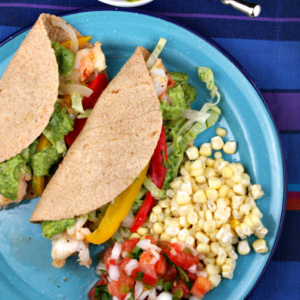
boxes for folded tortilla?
[30,46,162,221]
[0,14,83,163]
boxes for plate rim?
[0,7,287,299]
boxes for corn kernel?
[236,163,244,174]
[177,205,193,217]
[206,188,219,201]
[184,161,191,172]
[152,205,162,215]
[182,175,192,183]
[157,213,164,222]
[234,225,246,239]
[166,189,175,198]
[255,226,268,239]
[211,136,224,150]
[165,227,180,237]
[170,179,183,190]
[208,274,221,288]
[225,180,235,190]
[130,233,141,239]
[152,222,164,234]
[197,219,205,230]
[240,203,251,215]
[193,189,207,203]
[230,219,241,230]
[176,191,191,205]
[222,271,234,279]
[231,173,242,183]
[190,158,203,170]
[197,243,210,254]
[204,167,216,179]
[233,183,246,196]
[204,220,216,234]
[252,239,268,253]
[232,209,243,220]
[170,237,179,243]
[187,211,198,225]
[251,207,263,219]
[214,158,224,170]
[216,253,227,266]
[199,143,212,157]
[181,182,193,196]
[218,186,229,199]
[205,158,214,167]
[185,146,199,160]
[164,207,172,217]
[222,264,232,273]
[214,151,222,159]
[225,258,236,269]
[250,213,262,228]
[160,233,171,242]
[178,228,189,242]
[210,242,221,256]
[224,245,234,254]
[207,200,217,212]
[186,236,195,247]
[215,127,227,137]
[232,195,245,209]
[158,199,171,208]
[196,231,210,244]
[189,228,197,238]
[180,166,189,176]
[240,223,252,236]
[245,196,256,208]
[228,249,238,260]
[208,177,222,189]
[179,216,189,228]
[223,141,237,154]
[209,230,218,242]
[206,264,219,276]
[195,175,206,184]
[149,213,158,223]
[238,240,251,255]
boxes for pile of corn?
[131,127,269,288]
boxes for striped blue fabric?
[0,0,299,299]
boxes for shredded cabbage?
[71,94,92,119]
[143,177,166,200]
[146,38,167,70]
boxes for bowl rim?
[0,7,287,300]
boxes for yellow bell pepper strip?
[33,134,51,196]
[86,163,149,245]
[60,36,92,49]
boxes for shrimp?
[149,58,168,98]
[75,42,106,81]
[0,172,31,209]
[50,215,92,268]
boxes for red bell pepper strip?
[130,125,168,232]
[65,73,108,146]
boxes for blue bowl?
[0,9,286,300]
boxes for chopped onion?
[156,292,173,300]
[121,210,134,228]
[135,281,143,300]
[113,297,120,300]
[95,262,107,276]
[148,289,157,300]
[51,19,78,54]
[170,248,177,256]
[150,249,160,261]
[196,270,208,278]
[59,84,93,97]
[190,296,202,300]
[188,264,197,274]
[125,293,132,300]
[109,264,120,281]
[136,239,162,253]
[124,259,139,276]
[111,242,122,260]
[139,290,150,300]
[180,242,199,256]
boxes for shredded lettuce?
[30,147,61,177]
[0,155,30,200]
[41,218,76,239]
[132,187,147,214]
[71,94,92,119]
[43,103,74,153]
[146,38,167,70]
[197,66,220,102]
[143,177,166,200]
[168,71,189,83]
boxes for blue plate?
[0,9,286,300]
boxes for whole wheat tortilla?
[0,13,83,163]
[30,46,163,221]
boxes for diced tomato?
[190,276,211,298]
[161,264,177,281]
[121,238,139,253]
[108,273,134,300]
[166,249,199,271]
[131,266,143,279]
[155,255,167,276]
[171,280,190,299]
[139,249,157,267]
[103,247,113,269]
[142,264,158,286]
[187,271,198,281]
[88,279,106,300]
[170,243,183,252]
[167,74,176,89]
[119,257,132,270]
[145,235,157,245]
[157,240,171,251]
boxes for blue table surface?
[0,0,299,299]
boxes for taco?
[0,13,108,208]
[30,39,221,268]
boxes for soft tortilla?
[0,13,82,163]
[30,46,162,221]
